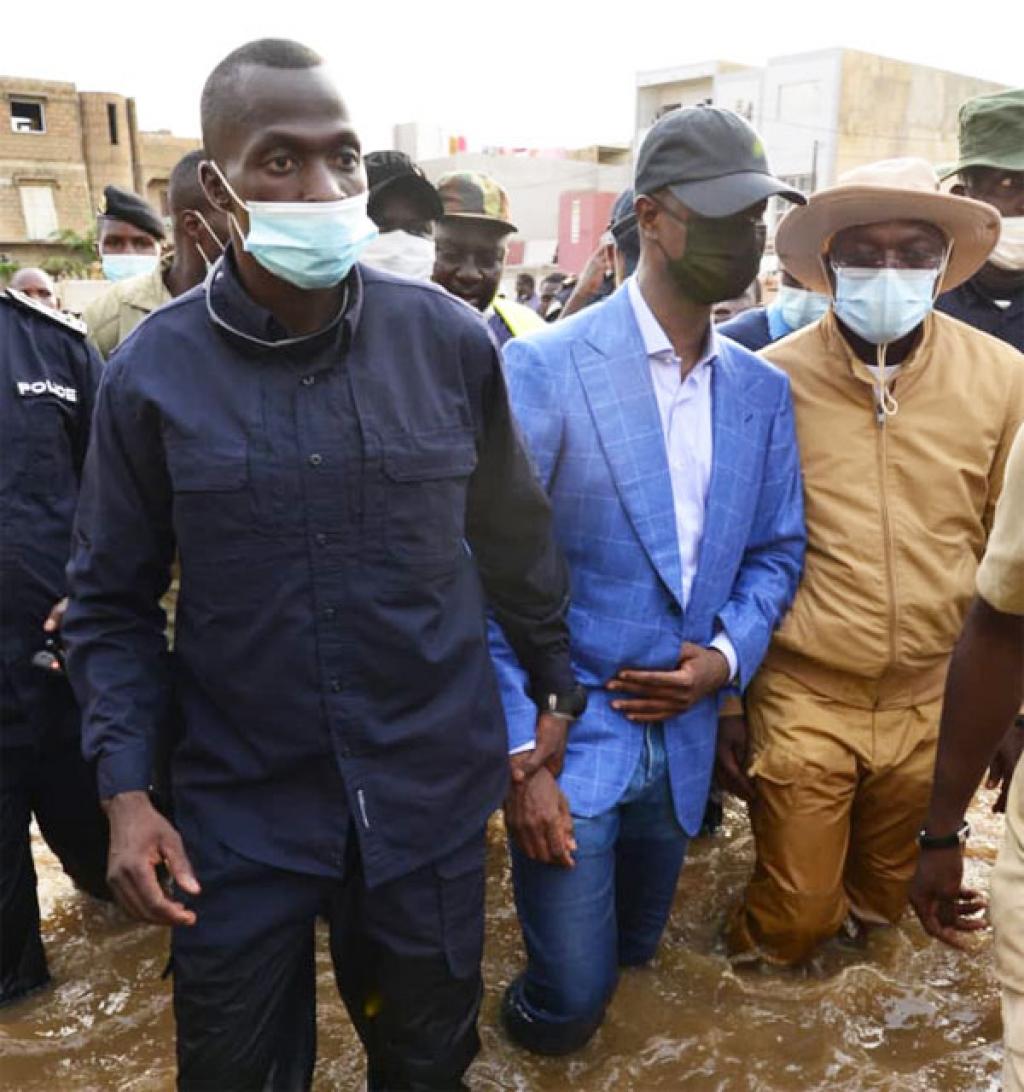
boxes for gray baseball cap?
[635,105,806,217]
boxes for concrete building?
[636,50,1007,233]
[1,75,200,269]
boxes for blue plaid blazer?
[490,284,806,833]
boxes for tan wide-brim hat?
[776,157,1000,294]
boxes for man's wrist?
[533,683,587,721]
[918,818,970,850]
[101,788,153,815]
[707,633,738,684]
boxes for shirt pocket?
[380,428,478,568]
[164,438,254,556]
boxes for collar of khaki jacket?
[817,307,937,399]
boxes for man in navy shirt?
[937,89,1024,353]
[64,38,576,1091]
[0,290,109,1006]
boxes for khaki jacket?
[760,309,1024,707]
[82,255,172,360]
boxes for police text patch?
[15,379,78,403]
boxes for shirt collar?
[208,245,363,350]
[626,275,718,367]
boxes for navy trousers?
[0,663,110,1005]
[503,725,689,1055]
[172,826,487,1091]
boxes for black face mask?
[657,204,766,305]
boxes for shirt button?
[330,678,343,693]
[323,607,336,621]
[315,532,328,547]
[308,453,323,467]
[301,374,315,386]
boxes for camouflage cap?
[939,88,1024,180]
[435,171,517,233]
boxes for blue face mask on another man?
[776,284,831,331]
[101,253,160,282]
[210,163,378,290]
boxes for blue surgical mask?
[211,163,377,290]
[831,266,940,345]
[776,285,830,331]
[101,253,160,282]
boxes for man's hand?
[43,597,68,635]
[505,766,576,868]
[510,712,570,782]
[607,642,731,722]
[715,714,756,802]
[986,720,1024,813]
[910,845,987,949]
[559,244,613,319]
[103,791,200,926]
[575,246,611,299]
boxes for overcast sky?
[3,0,1019,153]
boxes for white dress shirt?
[627,276,738,680]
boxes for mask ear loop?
[205,162,249,250]
[187,209,227,269]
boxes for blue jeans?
[503,724,689,1055]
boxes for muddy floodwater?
[0,792,1007,1091]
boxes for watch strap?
[917,820,970,851]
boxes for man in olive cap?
[431,171,544,344]
[937,88,1024,352]
[94,184,165,284]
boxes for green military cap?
[939,87,1024,180]
[435,171,517,233]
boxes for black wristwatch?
[917,820,970,851]
[536,684,588,721]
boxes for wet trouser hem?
[0,971,52,1008]
[500,976,607,1056]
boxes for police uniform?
[0,290,109,1006]
[64,253,573,1089]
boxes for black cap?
[364,150,443,221]
[609,188,639,271]
[635,106,806,217]
[98,185,166,240]
[609,188,637,240]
